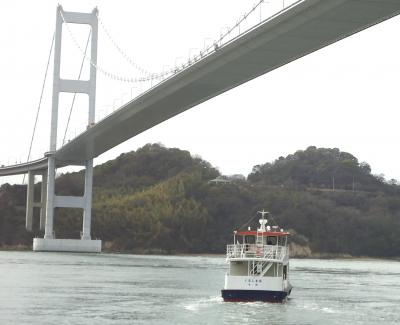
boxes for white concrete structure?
[25,170,47,232]
[33,6,101,253]
[33,238,101,253]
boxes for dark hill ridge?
[55,144,218,196]
[0,144,399,257]
[249,146,391,192]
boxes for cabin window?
[267,236,277,245]
[283,265,287,280]
[245,236,255,244]
[278,236,286,246]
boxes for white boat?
[221,210,292,302]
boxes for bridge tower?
[32,5,101,252]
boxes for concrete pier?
[33,238,101,253]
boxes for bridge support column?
[33,5,101,253]
[25,170,48,233]
[44,154,55,239]
[82,159,93,240]
[40,171,47,231]
[25,171,34,232]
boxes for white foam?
[182,296,223,312]
[298,302,337,314]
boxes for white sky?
[0,0,400,185]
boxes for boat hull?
[221,289,290,302]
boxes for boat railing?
[226,244,288,260]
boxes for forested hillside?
[1,144,399,257]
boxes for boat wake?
[182,296,223,312]
[297,302,337,314]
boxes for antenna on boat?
[257,210,269,232]
[257,210,269,219]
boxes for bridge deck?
[2,0,400,175]
[0,157,49,177]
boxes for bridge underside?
[53,0,400,164]
[0,158,48,177]
[1,0,400,176]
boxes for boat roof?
[236,231,289,237]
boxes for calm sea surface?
[0,251,399,325]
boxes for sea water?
[0,251,399,325]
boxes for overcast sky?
[0,0,400,185]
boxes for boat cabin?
[234,229,289,247]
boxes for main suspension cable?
[23,31,55,184]
[60,0,269,84]
[96,13,153,76]
[62,29,92,146]
[60,10,167,83]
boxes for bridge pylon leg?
[82,159,93,240]
[25,171,34,232]
[39,171,47,231]
[44,154,55,239]
[25,170,48,233]
[32,5,101,253]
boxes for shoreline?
[1,245,399,261]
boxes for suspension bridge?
[1,0,399,252]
